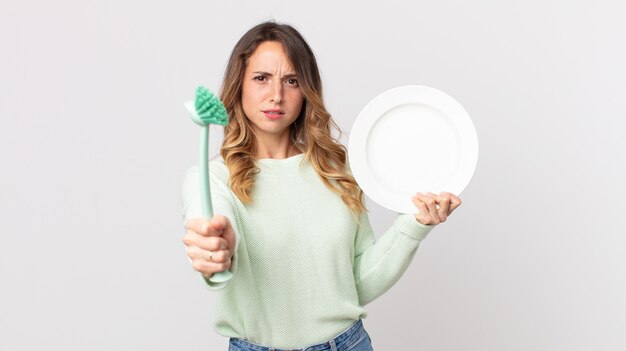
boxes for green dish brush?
[184,86,232,283]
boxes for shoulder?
[183,155,230,186]
[209,154,230,183]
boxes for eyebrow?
[252,71,297,79]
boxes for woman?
[181,21,461,351]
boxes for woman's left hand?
[412,192,462,225]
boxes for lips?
[262,109,284,119]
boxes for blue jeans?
[228,319,373,351]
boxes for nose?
[269,79,283,103]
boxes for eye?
[253,75,266,82]
[286,78,299,86]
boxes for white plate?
[348,85,478,214]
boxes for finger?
[429,192,450,222]
[215,215,232,230]
[187,246,231,263]
[209,216,236,252]
[182,231,226,250]
[191,259,232,275]
[182,232,199,248]
[411,195,430,216]
[412,194,434,225]
[417,193,440,224]
[194,236,229,251]
[440,192,462,213]
[209,250,231,263]
[185,217,211,236]
[183,217,229,237]
[426,193,442,210]
[205,215,229,237]
[221,221,237,252]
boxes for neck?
[255,134,301,160]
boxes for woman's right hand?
[182,215,236,279]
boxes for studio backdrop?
[1,1,624,350]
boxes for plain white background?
[1,1,625,350]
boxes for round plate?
[348,85,478,214]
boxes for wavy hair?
[219,21,366,217]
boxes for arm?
[353,211,435,306]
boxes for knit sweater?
[180,153,434,349]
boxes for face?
[241,41,304,144]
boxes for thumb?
[220,218,237,252]
[204,215,227,237]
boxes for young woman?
[181,21,461,351]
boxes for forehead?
[246,41,295,71]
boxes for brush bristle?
[194,86,228,126]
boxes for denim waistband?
[229,319,365,351]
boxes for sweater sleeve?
[181,166,240,291]
[353,211,435,306]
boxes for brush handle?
[199,126,233,283]
[199,126,214,217]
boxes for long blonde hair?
[219,21,366,217]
